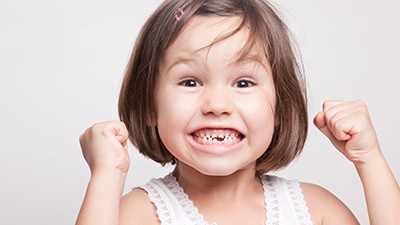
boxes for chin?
[198,170,235,177]
[192,162,249,177]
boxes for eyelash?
[234,79,256,88]
[178,78,256,88]
[178,78,201,87]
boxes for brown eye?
[234,79,255,88]
[179,78,201,87]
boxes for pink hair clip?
[174,7,184,21]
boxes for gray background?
[1,0,399,224]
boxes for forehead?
[163,16,266,65]
[173,16,242,50]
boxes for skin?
[313,100,400,224]
[155,16,276,178]
[76,16,400,225]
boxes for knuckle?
[79,133,85,143]
[329,116,338,127]
[353,100,365,106]
[322,101,331,111]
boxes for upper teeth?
[195,130,238,140]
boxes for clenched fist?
[314,100,381,166]
[80,121,130,175]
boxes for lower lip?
[187,134,245,155]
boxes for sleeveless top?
[140,173,313,225]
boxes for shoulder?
[300,182,359,225]
[119,188,160,225]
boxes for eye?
[178,78,201,87]
[234,79,255,88]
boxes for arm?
[314,100,400,225]
[301,183,359,224]
[355,150,400,224]
[76,121,130,225]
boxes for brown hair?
[118,0,308,174]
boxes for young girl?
[76,0,400,224]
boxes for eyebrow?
[165,52,269,74]
[165,56,197,74]
[230,53,271,74]
[232,53,267,66]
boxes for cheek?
[156,93,175,128]
[248,106,275,133]
[156,91,193,134]
[156,95,178,152]
[243,93,276,143]
[246,91,276,121]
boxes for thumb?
[112,122,129,149]
[313,111,330,137]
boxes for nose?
[200,86,233,116]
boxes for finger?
[324,101,369,140]
[88,121,128,151]
[323,100,366,117]
[102,121,127,138]
[314,111,335,140]
[115,122,129,149]
[322,100,346,113]
[323,101,365,140]
[327,116,353,141]
[314,111,346,152]
[112,121,127,137]
[325,110,353,141]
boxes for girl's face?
[155,16,276,176]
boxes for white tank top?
[141,173,313,225]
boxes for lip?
[187,127,245,155]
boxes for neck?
[172,162,261,199]
[171,162,267,224]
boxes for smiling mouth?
[191,129,244,145]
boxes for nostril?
[200,88,233,116]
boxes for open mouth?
[191,128,244,145]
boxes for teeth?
[193,129,241,144]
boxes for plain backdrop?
[1,0,399,224]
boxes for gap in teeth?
[193,130,240,142]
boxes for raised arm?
[76,121,130,225]
[314,100,400,225]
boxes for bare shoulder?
[300,182,359,225]
[119,188,160,225]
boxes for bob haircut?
[119,0,308,174]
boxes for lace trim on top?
[163,174,214,225]
[143,174,216,225]
[262,176,280,225]
[143,181,175,225]
[285,179,312,224]
[144,173,312,225]
[262,176,313,225]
